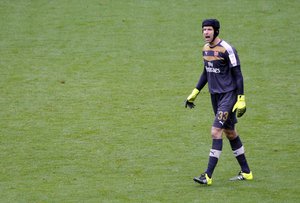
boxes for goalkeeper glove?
[232,95,246,117]
[185,88,200,109]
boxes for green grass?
[1,0,300,202]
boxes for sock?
[205,139,222,178]
[229,136,250,173]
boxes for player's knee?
[224,129,237,140]
[211,127,223,139]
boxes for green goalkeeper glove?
[232,95,246,117]
[185,88,200,109]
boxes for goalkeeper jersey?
[202,40,240,94]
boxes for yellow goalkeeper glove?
[185,88,200,109]
[232,95,246,117]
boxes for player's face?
[202,26,214,43]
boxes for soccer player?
[185,19,253,185]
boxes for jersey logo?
[205,61,220,73]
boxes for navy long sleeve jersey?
[196,40,244,95]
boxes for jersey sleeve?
[220,41,240,68]
[195,67,207,91]
[227,47,240,68]
[231,65,244,95]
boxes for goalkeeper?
[185,19,253,185]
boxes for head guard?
[202,19,220,41]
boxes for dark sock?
[229,136,250,173]
[205,139,223,178]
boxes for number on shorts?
[217,111,229,121]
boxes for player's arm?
[232,65,246,117]
[185,69,207,109]
[232,65,244,95]
[196,68,208,91]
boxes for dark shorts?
[211,91,237,130]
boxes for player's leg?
[193,94,223,185]
[206,127,223,178]
[193,127,222,185]
[225,129,251,173]
[205,92,234,179]
[222,90,253,180]
[224,129,253,180]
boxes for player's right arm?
[185,69,207,108]
[196,68,208,91]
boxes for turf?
[1,0,299,202]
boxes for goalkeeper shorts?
[210,90,237,130]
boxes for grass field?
[1,0,299,202]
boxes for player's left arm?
[232,65,246,117]
[232,65,244,95]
